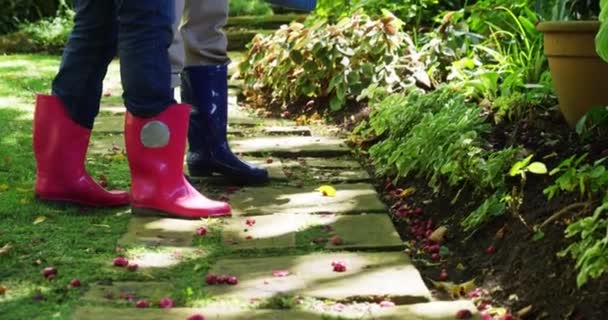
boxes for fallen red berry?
[272,270,290,277]
[113,257,129,267]
[196,227,208,237]
[187,314,206,320]
[205,274,219,285]
[135,299,150,308]
[42,267,57,280]
[226,276,239,285]
[486,246,497,255]
[281,111,291,118]
[455,309,473,319]
[246,218,256,227]
[379,300,395,308]
[415,208,423,215]
[332,261,347,272]
[69,278,81,288]
[503,314,515,320]
[331,236,343,246]
[266,157,274,164]
[427,244,440,254]
[439,270,448,281]
[431,253,441,261]
[159,297,174,309]
[217,275,229,284]
[127,264,139,271]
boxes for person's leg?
[169,0,186,88]
[52,0,118,129]
[115,0,231,219]
[181,0,269,184]
[34,0,129,207]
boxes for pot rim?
[537,20,599,33]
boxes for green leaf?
[528,162,548,175]
[329,96,343,111]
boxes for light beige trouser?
[170,0,230,87]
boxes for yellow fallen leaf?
[399,187,417,198]
[456,263,466,271]
[0,184,8,192]
[316,185,337,197]
[34,216,47,225]
[430,278,477,299]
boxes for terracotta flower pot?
[537,21,608,127]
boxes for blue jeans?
[52,0,176,129]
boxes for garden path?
[69,82,480,319]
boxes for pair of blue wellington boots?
[182,65,268,185]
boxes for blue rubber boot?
[266,0,317,11]
[182,65,269,185]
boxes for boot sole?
[36,195,129,208]
[131,207,232,220]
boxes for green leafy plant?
[544,154,608,200]
[559,196,608,287]
[461,193,506,232]
[507,155,548,217]
[239,12,426,112]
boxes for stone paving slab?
[297,157,362,169]
[220,214,402,251]
[207,252,431,304]
[231,136,349,158]
[73,301,480,319]
[221,214,298,250]
[228,183,386,216]
[309,214,403,251]
[295,167,371,184]
[263,126,312,136]
[82,281,175,305]
[117,217,203,248]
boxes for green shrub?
[19,9,73,51]
[367,88,519,194]
[0,0,68,35]
[239,12,426,112]
[229,0,273,16]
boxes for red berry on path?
[196,226,208,236]
[135,299,150,308]
[226,276,239,285]
[246,218,256,227]
[113,257,129,267]
[159,297,174,309]
[127,264,139,271]
[205,274,219,285]
[456,309,473,319]
[187,314,206,320]
[332,261,347,272]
